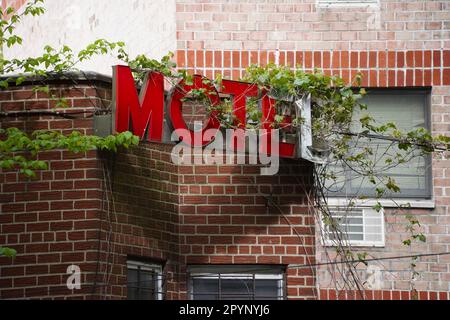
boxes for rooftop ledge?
[0,71,113,86]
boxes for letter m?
[113,65,165,142]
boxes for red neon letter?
[169,75,221,147]
[113,65,165,142]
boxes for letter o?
[169,75,221,147]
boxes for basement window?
[188,265,285,300]
[127,260,164,300]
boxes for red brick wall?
[100,143,183,300]
[176,49,450,85]
[103,146,316,299]
[0,76,448,300]
[0,80,112,299]
[175,158,316,299]
[175,1,450,299]
[0,79,185,299]
[0,77,317,300]
[319,289,450,300]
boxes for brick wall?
[108,146,316,299]
[1,0,26,12]
[174,0,450,299]
[0,77,317,299]
[9,0,450,52]
[0,79,113,299]
[176,0,450,51]
[177,158,316,299]
[2,0,177,75]
[176,48,450,84]
[1,0,450,300]
[314,85,450,297]
[318,289,450,300]
[94,143,183,300]
[182,100,209,130]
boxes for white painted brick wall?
[4,0,177,75]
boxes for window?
[326,89,432,199]
[127,260,164,300]
[316,0,380,8]
[188,265,285,300]
[323,207,385,247]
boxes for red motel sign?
[112,66,297,158]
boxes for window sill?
[326,198,435,209]
[316,1,380,9]
[322,241,385,248]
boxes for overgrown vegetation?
[0,0,140,257]
[1,0,449,299]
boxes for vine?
[163,63,448,297]
[0,0,140,258]
[1,0,450,299]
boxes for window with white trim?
[316,0,380,8]
[127,260,164,300]
[323,207,385,247]
[326,89,432,199]
[188,265,285,300]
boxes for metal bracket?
[295,94,329,164]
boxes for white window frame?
[127,260,163,300]
[322,207,385,247]
[316,0,380,8]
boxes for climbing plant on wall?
[0,0,142,257]
[1,0,450,299]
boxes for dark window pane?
[127,269,138,300]
[221,279,254,300]
[190,273,284,301]
[127,263,162,300]
[192,279,219,300]
[255,279,281,300]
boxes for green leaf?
[132,136,140,145]
[0,247,17,258]
[0,80,9,89]
[33,85,50,94]
[418,234,426,242]
[23,169,36,177]
[373,202,383,213]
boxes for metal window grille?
[188,266,285,300]
[127,261,164,300]
[323,207,385,247]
